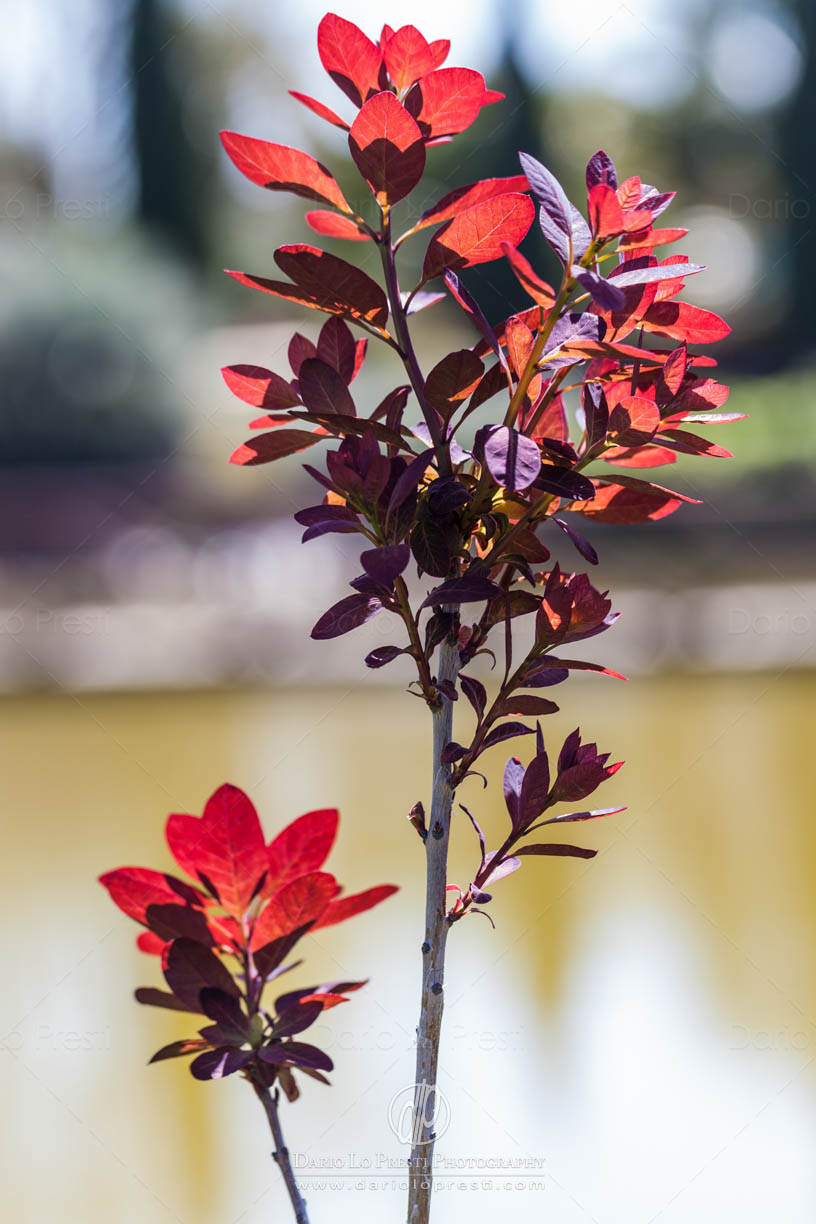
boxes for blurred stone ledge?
[0,582,813,693]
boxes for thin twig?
[251,1078,310,1224]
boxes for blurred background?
[2,0,816,1219]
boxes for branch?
[251,1078,310,1224]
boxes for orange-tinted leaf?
[505,316,535,379]
[311,883,399,930]
[349,92,425,205]
[221,365,300,410]
[267,809,339,895]
[405,67,486,138]
[251,872,338,949]
[425,349,484,418]
[657,429,733,459]
[230,429,323,466]
[422,193,534,280]
[383,25,436,93]
[501,241,555,306]
[409,175,530,237]
[617,176,642,209]
[604,444,677,468]
[607,395,660,447]
[275,244,390,328]
[318,13,383,108]
[164,784,269,919]
[305,211,370,241]
[571,481,684,524]
[288,90,350,131]
[641,301,731,343]
[220,131,350,212]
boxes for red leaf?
[164,784,269,919]
[275,244,389,328]
[657,429,733,459]
[505,316,535,379]
[318,13,383,108]
[641,301,731,343]
[588,183,623,240]
[221,365,300,410]
[220,131,350,212]
[501,242,555,306]
[619,226,688,251]
[305,210,370,241]
[288,90,350,131]
[137,930,166,955]
[384,26,437,93]
[571,481,685,524]
[604,444,677,468]
[99,867,205,925]
[428,39,451,69]
[349,92,426,206]
[267,809,339,895]
[230,429,322,466]
[251,872,338,950]
[422,193,534,280]
[411,175,530,235]
[405,67,486,138]
[312,883,399,930]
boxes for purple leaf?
[610,262,703,289]
[311,593,383,640]
[515,843,597,859]
[270,1001,324,1039]
[481,425,542,491]
[360,543,410,587]
[441,742,467,764]
[535,465,595,501]
[461,803,486,865]
[164,939,240,1011]
[460,674,487,720]
[519,152,572,265]
[253,924,314,980]
[404,289,446,315]
[583,383,609,450]
[259,1041,334,1072]
[535,806,625,826]
[365,645,405,669]
[481,852,522,885]
[586,150,617,191]
[135,987,199,1013]
[574,267,625,311]
[552,517,598,565]
[503,756,525,825]
[144,903,214,945]
[295,504,360,542]
[298,358,356,416]
[521,665,570,688]
[387,448,434,515]
[200,988,251,1036]
[481,721,535,752]
[443,270,508,369]
[190,1046,254,1081]
[519,751,551,827]
[420,575,503,609]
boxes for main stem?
[407,631,460,1224]
[252,1079,310,1224]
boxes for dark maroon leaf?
[586,149,617,191]
[365,645,405,669]
[410,518,457,578]
[149,1039,208,1064]
[443,270,508,369]
[311,593,383,639]
[460,674,487,720]
[253,924,314,981]
[200,988,251,1037]
[387,448,434,515]
[515,843,597,859]
[441,742,467,765]
[500,694,560,716]
[481,722,535,752]
[574,268,625,311]
[503,756,525,825]
[259,1041,334,1072]
[144,903,213,946]
[360,543,410,587]
[519,751,551,826]
[135,987,199,1014]
[270,1001,324,1039]
[535,465,595,501]
[164,939,240,1012]
[316,316,358,383]
[420,576,503,609]
[298,358,357,416]
[552,517,598,565]
[190,1046,255,1081]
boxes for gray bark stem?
[407,632,460,1224]
[252,1079,310,1224]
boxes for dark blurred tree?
[778,0,816,359]
[131,0,207,266]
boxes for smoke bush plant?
[105,11,739,1224]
